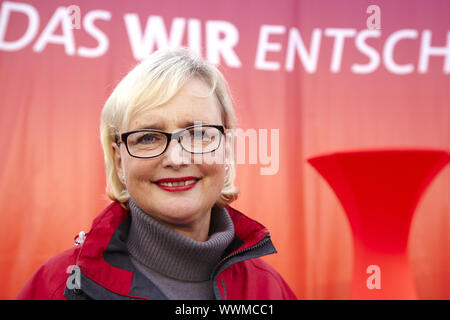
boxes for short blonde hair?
[100,48,239,207]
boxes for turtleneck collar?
[125,198,235,281]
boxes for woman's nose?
[162,139,191,168]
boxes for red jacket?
[16,202,297,300]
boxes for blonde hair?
[100,48,239,207]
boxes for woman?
[16,48,297,300]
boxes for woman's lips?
[153,177,200,192]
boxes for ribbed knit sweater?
[126,199,235,299]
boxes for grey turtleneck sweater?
[126,199,235,300]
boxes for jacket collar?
[67,201,274,299]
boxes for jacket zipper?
[211,234,272,299]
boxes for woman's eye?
[202,131,212,139]
[191,129,209,139]
[202,130,209,138]
[138,134,158,144]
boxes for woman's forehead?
[126,78,224,131]
[127,100,223,131]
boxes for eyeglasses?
[117,124,225,159]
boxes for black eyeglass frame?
[117,124,225,159]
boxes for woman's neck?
[125,198,235,281]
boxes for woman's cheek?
[126,160,157,186]
[201,146,227,166]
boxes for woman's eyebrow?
[136,123,164,130]
[133,120,214,131]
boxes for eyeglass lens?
[126,126,221,157]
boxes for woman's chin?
[154,203,204,225]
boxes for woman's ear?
[112,142,125,183]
